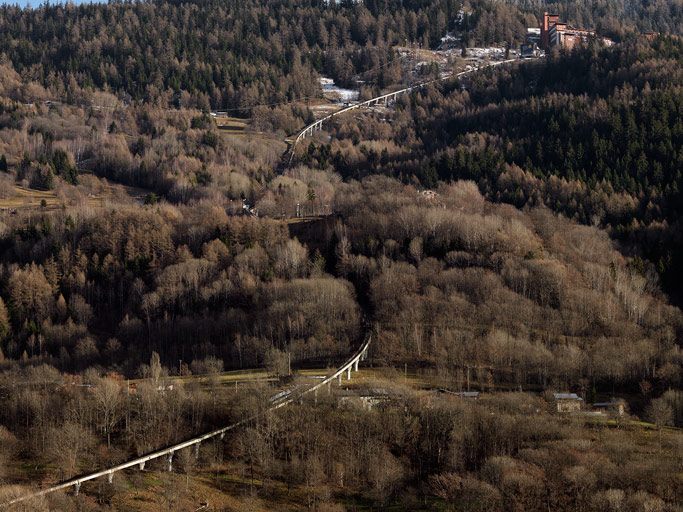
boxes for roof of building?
[554,393,583,401]
[592,400,625,407]
[454,391,480,398]
[439,389,480,398]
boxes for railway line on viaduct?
[286,57,525,166]
[3,56,536,509]
[1,338,371,508]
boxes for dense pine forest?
[1,0,683,110]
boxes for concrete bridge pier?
[338,374,342,386]
[346,367,351,380]
[107,472,113,484]
[167,452,174,472]
[138,461,146,471]
[327,381,331,395]
[74,482,81,496]
[194,443,200,460]
[354,359,359,372]
[220,432,225,440]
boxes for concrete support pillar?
[167,452,174,472]
[220,432,225,440]
[346,367,351,380]
[195,443,200,460]
[139,461,146,471]
[327,381,331,395]
[338,374,342,386]
[108,472,113,484]
[354,359,359,372]
[74,482,81,496]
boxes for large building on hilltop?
[539,12,613,50]
[540,12,561,49]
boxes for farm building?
[553,392,583,413]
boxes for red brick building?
[540,12,611,50]
[540,12,560,50]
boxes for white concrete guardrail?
[1,336,371,507]
[287,58,522,165]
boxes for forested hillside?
[300,36,683,300]
[1,177,682,510]
[2,0,683,111]
[0,0,455,110]
[1,1,682,510]
[1,176,680,390]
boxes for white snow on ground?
[440,33,460,44]
[464,47,507,59]
[320,77,360,102]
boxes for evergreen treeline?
[3,0,683,111]
[0,0,462,110]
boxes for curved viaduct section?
[287,58,521,165]
[4,57,534,509]
[1,337,371,508]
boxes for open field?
[213,115,248,132]
[0,186,62,211]
[0,182,148,213]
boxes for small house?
[338,388,391,411]
[592,400,626,417]
[553,392,583,413]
